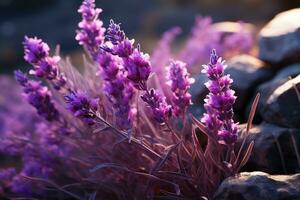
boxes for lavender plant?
[0,0,257,199]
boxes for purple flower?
[98,53,135,129]
[102,20,151,90]
[64,91,98,125]
[167,60,194,116]
[14,70,59,121]
[123,49,151,90]
[11,160,52,196]
[106,19,125,45]
[201,50,238,144]
[76,0,105,60]
[23,36,50,64]
[141,89,172,123]
[23,36,67,90]
[103,20,134,57]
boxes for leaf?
[191,115,212,139]
[92,126,109,133]
[237,141,254,171]
[157,171,192,181]
[246,93,260,134]
[89,163,128,173]
[151,142,181,174]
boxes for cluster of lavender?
[101,20,174,124]
[0,0,252,199]
[76,1,135,129]
[14,70,59,121]
[167,60,195,116]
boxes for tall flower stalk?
[23,36,67,91]
[201,49,238,145]
[76,0,105,60]
[14,70,59,121]
[77,0,135,129]
[167,60,194,117]
[102,20,171,124]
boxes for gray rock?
[225,55,273,111]
[214,171,300,200]
[258,8,300,66]
[189,73,207,106]
[251,63,300,120]
[262,74,300,128]
[240,123,300,174]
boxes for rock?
[213,22,255,34]
[262,74,300,128]
[214,171,300,200]
[189,73,208,106]
[250,63,300,121]
[225,55,273,111]
[258,8,300,66]
[240,123,300,174]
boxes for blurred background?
[0,0,299,74]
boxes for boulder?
[250,63,300,121]
[240,123,300,174]
[213,22,255,35]
[225,55,273,111]
[189,73,207,106]
[262,74,300,128]
[258,8,300,66]
[214,171,300,200]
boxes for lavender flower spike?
[103,20,134,58]
[76,0,105,60]
[14,70,59,121]
[123,48,152,90]
[167,60,194,116]
[201,49,238,144]
[64,91,98,125]
[23,36,66,90]
[23,36,50,65]
[141,88,172,124]
[98,53,135,130]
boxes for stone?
[250,63,300,121]
[213,21,255,35]
[258,8,300,66]
[189,73,208,106]
[225,55,273,111]
[214,171,300,200]
[239,123,300,174]
[262,74,300,128]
